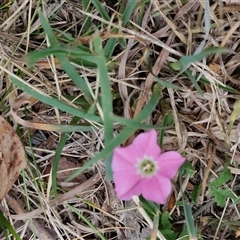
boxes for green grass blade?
[0,211,21,240]
[122,1,138,26]
[155,77,181,90]
[9,76,102,124]
[52,116,80,197]
[159,112,174,146]
[170,48,227,96]
[93,34,114,178]
[66,85,160,181]
[111,115,168,129]
[182,202,197,239]
[169,62,240,94]
[26,47,94,65]
[179,48,227,68]
[103,1,137,57]
[38,12,59,46]
[55,55,93,102]
[90,0,110,21]
[104,38,117,58]
[180,168,197,239]
[66,203,107,240]
[82,0,92,32]
[185,69,203,96]
[198,75,240,94]
[146,65,181,90]
[194,0,210,54]
[38,11,93,102]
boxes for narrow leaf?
[9,76,102,124]
[93,34,114,178]
[179,48,227,68]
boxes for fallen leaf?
[208,63,221,75]
[167,193,176,212]
[0,116,26,201]
[236,227,240,238]
[47,157,87,191]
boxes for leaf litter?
[0,116,26,201]
[0,0,240,239]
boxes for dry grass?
[0,0,240,239]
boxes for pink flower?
[112,130,185,204]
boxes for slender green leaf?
[155,77,181,90]
[180,171,197,239]
[104,38,117,58]
[179,48,227,68]
[191,184,202,204]
[194,0,210,54]
[182,202,197,238]
[90,0,110,21]
[26,47,94,66]
[52,116,80,197]
[168,62,181,71]
[0,211,21,240]
[185,69,203,96]
[38,11,93,102]
[66,203,106,240]
[169,62,240,94]
[159,112,174,146]
[82,0,92,32]
[122,1,138,26]
[9,76,102,124]
[93,34,114,178]
[198,74,240,93]
[101,0,137,57]
[100,0,137,57]
[38,11,59,46]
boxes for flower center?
[136,156,158,177]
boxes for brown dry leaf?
[0,116,26,201]
[49,157,87,191]
[236,227,240,238]
[209,63,222,74]
[167,193,176,212]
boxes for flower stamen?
[136,157,158,177]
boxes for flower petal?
[113,170,141,200]
[112,146,142,167]
[157,151,185,179]
[140,176,172,204]
[112,148,135,172]
[132,130,161,159]
[112,130,161,170]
